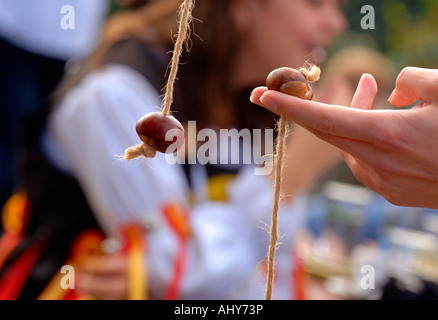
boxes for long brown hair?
[175,0,239,129]
[54,0,271,130]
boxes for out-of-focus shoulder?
[56,64,161,117]
[67,65,157,102]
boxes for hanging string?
[162,0,194,115]
[124,0,194,160]
[265,116,287,300]
[264,64,320,300]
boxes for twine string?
[265,116,287,300]
[124,0,194,160]
[265,65,319,299]
[162,0,194,115]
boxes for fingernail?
[249,92,256,104]
[360,73,371,82]
[260,93,278,113]
[388,89,396,102]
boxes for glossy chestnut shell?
[266,67,313,100]
[136,112,185,153]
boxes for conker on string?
[136,112,185,153]
[266,66,320,100]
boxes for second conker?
[266,67,319,100]
[136,112,185,153]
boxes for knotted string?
[124,0,194,160]
[265,65,320,300]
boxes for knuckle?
[371,156,396,178]
[425,76,438,99]
[374,126,399,150]
[314,115,336,135]
[310,128,332,144]
[396,67,415,87]
[368,157,390,176]
[396,67,438,101]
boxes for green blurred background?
[334,0,438,70]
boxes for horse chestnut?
[266,66,320,100]
[136,112,185,153]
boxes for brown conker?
[266,67,314,100]
[136,112,185,153]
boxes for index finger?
[251,88,375,142]
[389,67,438,107]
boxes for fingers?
[81,254,128,275]
[251,89,375,142]
[250,86,268,106]
[389,67,438,107]
[77,272,128,300]
[78,255,129,300]
[351,74,378,110]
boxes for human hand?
[77,254,129,300]
[251,67,438,208]
[279,77,355,199]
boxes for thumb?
[351,73,378,110]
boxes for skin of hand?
[279,76,354,201]
[77,254,129,300]
[251,67,438,209]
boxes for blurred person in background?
[0,0,348,300]
[0,0,109,212]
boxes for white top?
[44,65,307,299]
[0,0,108,60]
